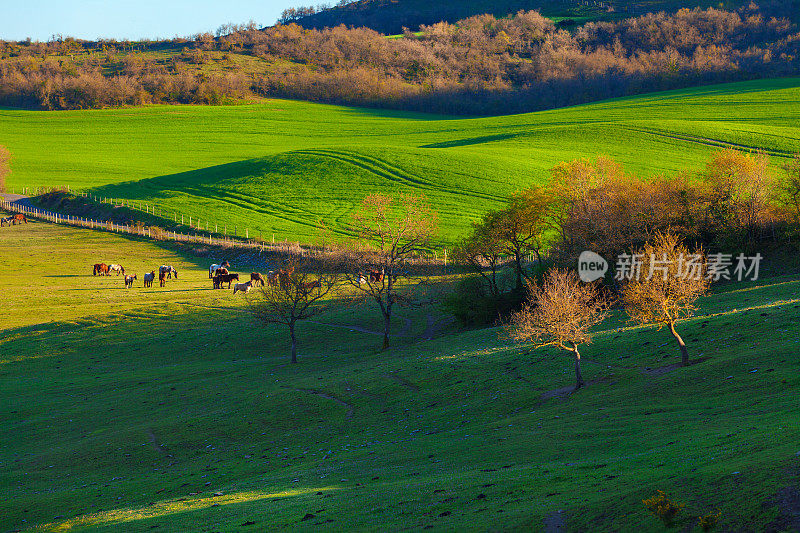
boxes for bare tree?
[248,259,343,363]
[0,145,10,193]
[453,213,505,298]
[509,268,608,390]
[340,193,437,350]
[620,233,710,367]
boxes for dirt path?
[540,376,611,400]
[419,313,455,341]
[384,373,420,391]
[543,510,567,533]
[292,387,354,418]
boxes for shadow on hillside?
[421,133,520,148]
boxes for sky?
[0,0,297,42]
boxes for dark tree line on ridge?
[0,5,798,113]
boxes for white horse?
[209,261,231,279]
[159,265,178,279]
[233,281,253,294]
[109,264,125,275]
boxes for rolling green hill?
[2,218,799,531]
[2,78,800,244]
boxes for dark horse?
[250,272,265,287]
[213,273,239,289]
[93,263,110,276]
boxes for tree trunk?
[382,312,391,350]
[668,321,689,366]
[289,321,298,364]
[571,342,585,390]
[514,251,524,292]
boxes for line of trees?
[451,149,800,326]
[1,6,798,113]
[245,148,799,368]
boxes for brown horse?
[158,270,167,287]
[250,272,265,287]
[368,268,385,283]
[12,214,27,224]
[124,274,137,288]
[93,263,110,276]
[301,279,322,292]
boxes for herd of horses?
[93,263,177,288]
[88,259,383,294]
[88,259,314,294]
[1,214,27,226]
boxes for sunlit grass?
[1,78,799,243]
[42,487,338,531]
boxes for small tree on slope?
[620,232,710,367]
[340,193,437,350]
[248,258,344,364]
[509,268,608,391]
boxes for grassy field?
[1,78,799,244]
[2,217,799,531]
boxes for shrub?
[643,490,684,527]
[698,509,722,531]
[443,275,525,327]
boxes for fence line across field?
[1,192,458,266]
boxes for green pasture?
[1,78,799,244]
[2,216,799,531]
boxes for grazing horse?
[250,272,265,287]
[233,281,253,294]
[0,216,13,227]
[213,273,239,289]
[214,267,229,277]
[12,214,27,224]
[109,264,125,275]
[159,265,178,279]
[368,268,385,283]
[301,279,322,292]
[209,261,231,279]
[124,274,137,288]
[143,271,155,288]
[158,270,167,287]
[93,263,110,276]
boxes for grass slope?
[2,78,800,244]
[2,220,800,531]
